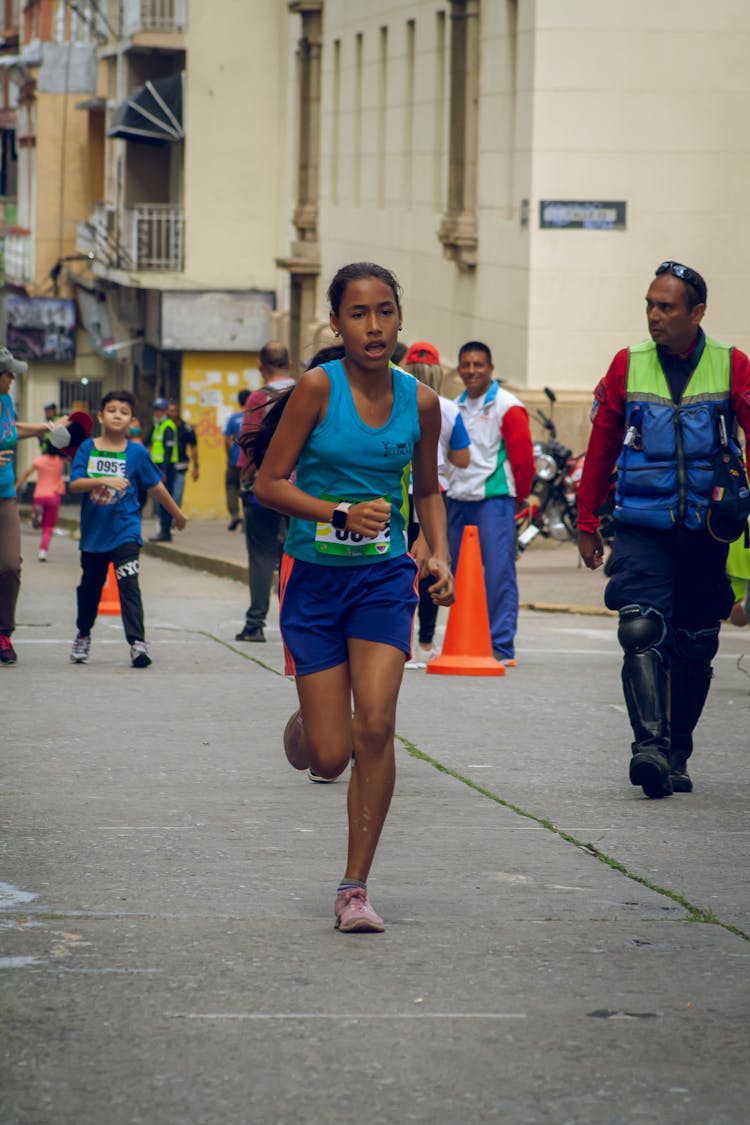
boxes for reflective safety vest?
[150,418,178,465]
[615,335,733,531]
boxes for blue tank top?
[284,359,420,566]
[0,393,17,499]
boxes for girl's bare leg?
[295,662,352,778]
[343,638,406,883]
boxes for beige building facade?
[285,0,750,444]
[4,2,294,514]
[6,1,750,491]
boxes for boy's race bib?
[87,448,127,506]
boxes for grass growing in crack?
[154,625,288,678]
[397,734,749,943]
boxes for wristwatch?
[331,502,352,529]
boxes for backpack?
[706,416,750,543]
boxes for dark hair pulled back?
[327,262,402,317]
[241,265,401,475]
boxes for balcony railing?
[77,202,126,267]
[125,204,184,272]
[79,202,183,273]
[3,228,34,284]
[124,0,186,35]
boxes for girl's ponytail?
[237,386,295,478]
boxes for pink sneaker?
[0,633,17,665]
[283,709,309,770]
[334,887,385,933]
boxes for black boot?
[622,650,673,799]
[669,653,714,794]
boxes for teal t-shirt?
[284,360,420,566]
[0,393,17,498]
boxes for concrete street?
[2,519,749,1124]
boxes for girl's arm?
[412,384,454,605]
[16,417,70,441]
[254,370,390,539]
[16,422,51,441]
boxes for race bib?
[87,448,127,506]
[315,495,392,558]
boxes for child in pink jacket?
[16,450,66,560]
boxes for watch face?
[332,508,347,529]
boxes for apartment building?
[3,0,292,517]
[284,0,750,447]
[72,0,292,517]
[1,0,106,464]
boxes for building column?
[438,0,480,271]
[277,1,323,369]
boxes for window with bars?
[59,379,103,416]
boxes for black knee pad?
[617,604,667,657]
[674,626,719,668]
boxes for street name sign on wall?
[540,201,626,230]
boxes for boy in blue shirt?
[69,390,187,667]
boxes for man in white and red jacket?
[446,341,534,664]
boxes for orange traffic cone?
[427,526,505,677]
[98,563,121,616]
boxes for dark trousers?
[605,523,733,769]
[156,463,175,535]
[0,497,21,634]
[76,540,146,644]
[407,495,441,646]
[243,498,289,632]
[605,524,734,659]
[226,465,241,520]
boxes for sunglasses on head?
[655,261,706,302]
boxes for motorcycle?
[515,388,578,553]
[515,387,616,569]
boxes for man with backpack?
[234,342,295,642]
[577,261,750,798]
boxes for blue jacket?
[615,335,734,530]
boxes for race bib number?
[315,495,392,558]
[88,453,126,477]
[87,449,127,506]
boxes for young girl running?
[254,262,454,933]
[16,448,66,561]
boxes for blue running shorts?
[279,552,419,676]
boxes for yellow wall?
[179,351,262,518]
[35,92,91,288]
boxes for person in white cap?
[0,347,70,664]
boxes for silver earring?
[333,330,340,337]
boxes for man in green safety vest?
[147,396,179,542]
[577,261,750,799]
